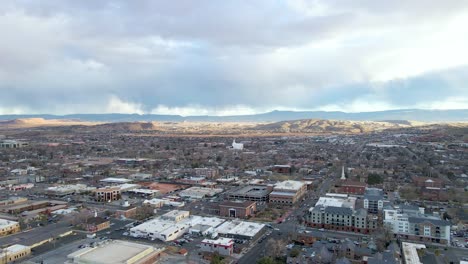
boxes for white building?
[215,220,265,240]
[201,238,234,256]
[100,177,132,184]
[384,204,451,244]
[130,210,225,242]
[231,140,244,150]
[67,240,164,264]
[179,187,223,200]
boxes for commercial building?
[0,244,31,264]
[272,165,291,174]
[0,219,20,237]
[384,204,451,244]
[219,201,256,219]
[179,187,223,200]
[93,187,121,202]
[67,240,164,264]
[0,140,28,149]
[215,220,265,240]
[130,210,224,242]
[269,180,307,204]
[227,185,272,202]
[100,177,133,184]
[82,217,110,233]
[47,184,96,197]
[363,188,384,214]
[201,238,234,256]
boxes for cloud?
[0,1,467,115]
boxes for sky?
[1,0,468,116]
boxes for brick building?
[219,201,256,219]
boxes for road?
[238,172,339,263]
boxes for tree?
[257,257,276,264]
[367,173,383,185]
[265,238,287,258]
[289,248,300,258]
[211,253,224,264]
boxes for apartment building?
[384,204,451,244]
[363,188,384,214]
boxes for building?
[0,219,20,237]
[82,217,110,233]
[231,140,244,150]
[219,201,256,219]
[363,188,384,214]
[215,220,265,240]
[130,211,224,242]
[384,204,451,244]
[0,244,31,264]
[336,180,367,195]
[269,180,307,204]
[179,187,223,200]
[201,237,234,256]
[67,240,164,264]
[306,196,377,234]
[100,177,133,184]
[93,187,121,202]
[227,185,272,202]
[272,165,291,174]
[47,184,96,197]
[0,140,28,149]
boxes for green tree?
[257,257,276,264]
[211,253,224,264]
[289,248,300,258]
[367,173,383,185]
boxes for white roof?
[273,180,305,191]
[202,237,234,246]
[402,242,425,264]
[68,240,162,264]
[215,220,265,238]
[314,196,357,209]
[100,177,132,183]
[0,218,18,228]
[6,244,29,253]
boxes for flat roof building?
[0,219,20,237]
[67,240,164,264]
[227,185,272,202]
[269,180,307,204]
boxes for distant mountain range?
[0,109,467,123]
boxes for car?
[319,228,325,231]
[123,232,129,236]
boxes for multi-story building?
[269,180,307,204]
[336,180,367,195]
[306,196,377,234]
[0,219,20,237]
[93,187,121,202]
[227,185,272,202]
[363,188,384,214]
[384,204,451,244]
[200,238,234,256]
[219,201,256,219]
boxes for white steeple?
[341,166,346,180]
